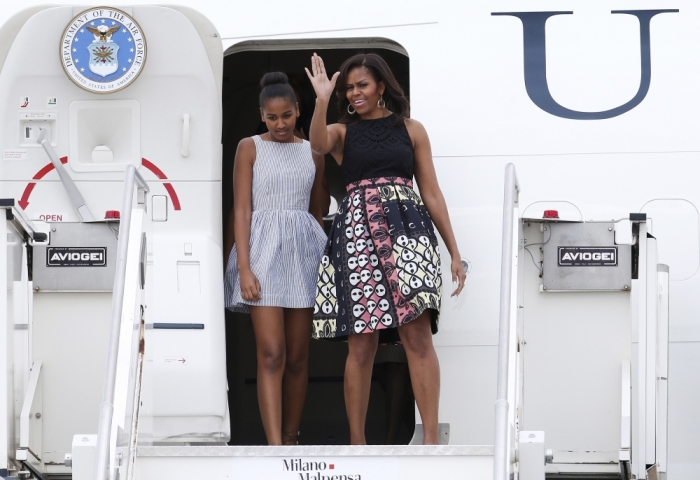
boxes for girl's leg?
[344,331,380,445]
[281,307,313,445]
[249,306,286,445]
[398,312,440,445]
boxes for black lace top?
[341,115,414,185]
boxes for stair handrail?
[0,199,47,243]
[94,165,149,480]
[493,163,520,480]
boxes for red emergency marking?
[18,157,182,211]
[141,158,182,210]
[18,157,69,209]
[19,183,35,209]
[34,156,68,179]
[163,183,181,210]
[39,214,63,221]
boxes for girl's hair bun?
[259,72,296,107]
[260,72,289,88]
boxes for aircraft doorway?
[221,39,412,445]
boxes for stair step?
[134,445,494,480]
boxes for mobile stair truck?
[0,3,695,480]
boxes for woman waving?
[307,53,466,445]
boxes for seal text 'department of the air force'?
[60,7,147,94]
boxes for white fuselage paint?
[0,1,698,478]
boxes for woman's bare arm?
[308,97,343,157]
[306,53,345,162]
[408,118,466,297]
[233,137,262,301]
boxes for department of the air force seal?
[61,7,147,94]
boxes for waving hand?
[305,53,340,103]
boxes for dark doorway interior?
[221,42,413,446]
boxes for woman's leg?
[345,331,380,445]
[249,306,286,445]
[382,361,411,444]
[398,312,440,445]
[281,307,313,445]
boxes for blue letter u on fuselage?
[492,10,678,120]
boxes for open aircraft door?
[0,5,229,477]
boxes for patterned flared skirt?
[313,177,442,340]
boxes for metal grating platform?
[137,444,494,457]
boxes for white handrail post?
[94,165,148,480]
[493,163,519,480]
[0,209,9,473]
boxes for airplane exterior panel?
[0,0,698,476]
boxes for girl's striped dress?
[225,135,327,312]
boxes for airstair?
[2,179,495,478]
[1,161,495,480]
[493,165,669,480]
[2,163,669,480]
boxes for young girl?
[306,53,466,445]
[225,72,327,445]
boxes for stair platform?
[135,445,494,480]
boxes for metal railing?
[0,199,47,243]
[94,165,149,480]
[493,163,520,480]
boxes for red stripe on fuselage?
[19,157,182,211]
[33,156,68,179]
[142,158,182,210]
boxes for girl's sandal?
[282,431,299,445]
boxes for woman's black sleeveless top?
[341,115,414,186]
